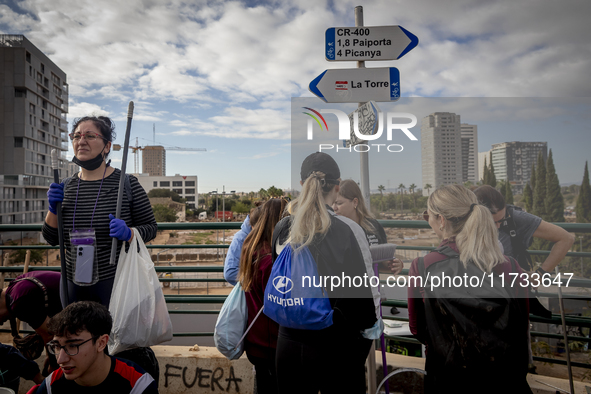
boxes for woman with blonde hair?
[270,152,377,394]
[408,184,531,393]
[238,198,287,394]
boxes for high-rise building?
[421,112,463,195]
[142,145,166,176]
[0,35,71,228]
[460,123,478,184]
[491,141,547,195]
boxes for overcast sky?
[1,0,590,192]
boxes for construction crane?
[113,124,206,173]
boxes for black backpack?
[499,205,533,271]
[417,246,529,389]
[499,205,553,318]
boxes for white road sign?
[325,26,418,61]
[309,67,400,103]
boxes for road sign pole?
[355,8,378,394]
[356,6,371,214]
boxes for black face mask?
[72,144,108,171]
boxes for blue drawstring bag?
[263,244,333,330]
[214,283,247,360]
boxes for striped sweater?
[42,169,157,281]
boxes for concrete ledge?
[17,347,589,393]
[155,345,254,393]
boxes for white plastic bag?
[214,282,247,360]
[108,228,173,355]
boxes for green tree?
[544,150,565,222]
[147,188,186,203]
[530,162,536,192]
[488,152,497,187]
[424,183,432,196]
[152,204,178,222]
[11,247,44,265]
[533,152,547,218]
[523,182,533,212]
[267,186,283,198]
[378,185,386,209]
[499,180,507,198]
[398,184,405,213]
[505,181,514,205]
[233,202,250,214]
[409,183,417,208]
[576,161,591,223]
[482,157,489,184]
[258,188,269,199]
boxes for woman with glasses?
[271,152,378,394]
[238,198,288,394]
[408,185,531,393]
[41,116,158,379]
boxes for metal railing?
[2,220,591,369]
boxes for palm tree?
[377,185,385,213]
[425,183,432,196]
[409,183,417,209]
[258,188,269,199]
[398,183,405,214]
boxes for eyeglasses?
[68,132,106,142]
[494,213,509,225]
[47,336,97,356]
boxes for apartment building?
[491,141,547,194]
[0,35,72,230]
[421,112,463,195]
[136,174,198,210]
[142,145,166,176]
[460,123,478,184]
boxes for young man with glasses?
[27,301,158,394]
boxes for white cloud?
[2,0,589,106]
[68,101,109,119]
[242,152,280,160]
[166,106,290,139]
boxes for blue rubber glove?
[109,214,132,242]
[47,183,64,215]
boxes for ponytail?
[428,185,505,273]
[289,171,333,251]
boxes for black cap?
[300,152,340,184]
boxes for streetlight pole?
[580,236,584,275]
[211,189,219,257]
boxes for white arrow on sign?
[326,26,418,62]
[309,67,400,103]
